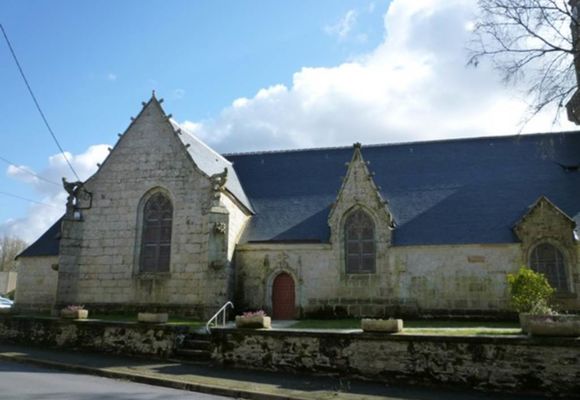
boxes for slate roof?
[225,131,580,245]
[16,217,62,259]
[20,131,580,257]
[170,120,253,212]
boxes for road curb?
[0,353,311,400]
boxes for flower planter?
[527,314,580,337]
[235,315,271,329]
[60,309,88,320]
[138,312,169,324]
[361,318,403,333]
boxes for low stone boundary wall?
[210,329,580,397]
[0,316,186,357]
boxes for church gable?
[328,143,394,246]
[92,95,200,186]
[513,197,578,294]
[513,196,576,248]
[55,95,248,312]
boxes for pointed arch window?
[530,243,568,292]
[140,192,172,272]
[345,209,375,274]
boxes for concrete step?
[182,339,210,351]
[175,348,211,361]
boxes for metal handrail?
[205,301,234,332]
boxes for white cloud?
[324,9,358,41]
[1,145,110,243]
[173,88,186,99]
[184,0,575,154]
[107,73,117,81]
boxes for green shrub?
[507,267,554,313]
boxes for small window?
[345,209,375,273]
[530,243,568,292]
[140,192,172,272]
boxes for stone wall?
[15,256,58,312]
[235,242,529,318]
[0,316,185,357]
[210,329,580,397]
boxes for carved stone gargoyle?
[210,168,228,199]
[62,177,83,208]
[62,178,92,219]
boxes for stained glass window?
[140,192,172,272]
[530,243,568,292]
[345,209,375,273]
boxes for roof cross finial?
[152,89,156,98]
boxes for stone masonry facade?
[55,98,249,317]
[235,242,522,318]
[14,96,580,318]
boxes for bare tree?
[468,0,578,123]
[0,235,27,272]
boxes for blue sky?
[0,0,576,242]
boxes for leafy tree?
[469,0,579,122]
[507,267,555,313]
[0,235,27,272]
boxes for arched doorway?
[272,272,295,320]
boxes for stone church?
[15,95,580,319]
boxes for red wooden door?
[272,273,295,320]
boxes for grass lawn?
[290,319,521,336]
[16,313,521,335]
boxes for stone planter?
[138,312,169,324]
[60,309,88,320]
[235,315,271,329]
[527,314,580,337]
[361,318,403,333]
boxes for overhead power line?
[0,155,61,187]
[0,23,81,182]
[0,191,60,208]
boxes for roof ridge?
[222,130,580,157]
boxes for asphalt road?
[0,360,232,400]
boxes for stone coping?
[211,327,580,347]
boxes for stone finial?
[353,142,362,149]
[151,90,164,103]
